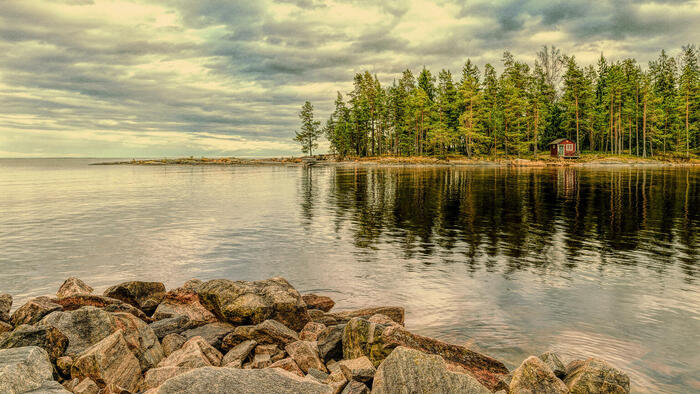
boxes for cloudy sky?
[1,0,698,158]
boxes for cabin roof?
[549,138,573,145]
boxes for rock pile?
[0,277,630,393]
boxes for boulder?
[103,281,166,315]
[337,356,375,384]
[316,324,345,361]
[113,312,164,371]
[56,277,94,298]
[341,380,369,394]
[539,351,566,379]
[341,318,392,367]
[285,340,327,374]
[0,324,68,362]
[152,288,217,325]
[509,356,568,394]
[564,357,630,393]
[40,306,117,356]
[328,307,404,325]
[342,318,509,390]
[158,336,222,369]
[197,277,310,331]
[371,346,490,394]
[10,296,62,326]
[73,378,99,394]
[143,366,191,391]
[149,315,196,339]
[181,322,235,350]
[300,322,327,341]
[269,357,304,376]
[161,333,187,357]
[222,319,299,350]
[222,340,256,368]
[71,330,142,393]
[150,366,333,394]
[302,294,335,312]
[52,294,150,321]
[183,279,203,291]
[0,293,11,322]
[326,370,348,393]
[0,346,66,393]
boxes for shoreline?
[92,155,700,168]
[0,276,631,393]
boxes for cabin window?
[566,143,573,150]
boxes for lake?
[0,159,698,392]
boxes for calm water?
[0,159,698,392]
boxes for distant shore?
[92,154,700,168]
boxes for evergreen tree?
[562,56,586,153]
[295,101,321,155]
[679,45,699,157]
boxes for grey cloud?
[0,0,698,157]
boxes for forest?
[294,45,699,159]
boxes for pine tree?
[295,101,321,156]
[679,45,699,157]
[562,55,586,153]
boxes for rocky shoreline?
[0,277,630,393]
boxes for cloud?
[0,0,698,157]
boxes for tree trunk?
[575,95,580,154]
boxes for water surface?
[0,159,698,392]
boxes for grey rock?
[341,380,369,394]
[222,319,299,350]
[181,322,235,350]
[0,346,58,393]
[56,277,93,298]
[317,324,345,361]
[371,347,490,394]
[539,351,566,379]
[151,366,333,394]
[70,330,142,393]
[286,340,327,374]
[197,277,310,331]
[51,294,150,321]
[343,318,509,390]
[0,324,68,362]
[564,357,630,393]
[158,336,222,369]
[103,281,166,315]
[162,333,187,357]
[150,315,196,339]
[308,368,330,382]
[10,296,62,326]
[112,311,164,371]
[338,356,375,384]
[0,293,11,323]
[222,339,256,368]
[509,356,568,394]
[40,306,117,356]
[25,380,70,393]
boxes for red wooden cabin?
[549,138,578,158]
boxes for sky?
[1,0,699,158]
